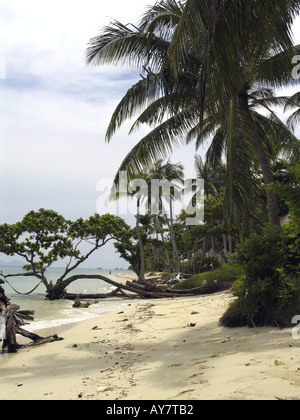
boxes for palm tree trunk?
[164,214,181,272]
[252,136,280,226]
[228,234,232,254]
[156,215,173,272]
[223,234,227,253]
[136,198,146,284]
[239,91,280,226]
[199,236,207,272]
[164,200,181,273]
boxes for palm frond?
[112,110,193,186]
[105,71,164,141]
[86,20,170,71]
[139,0,183,38]
[284,91,300,131]
[257,45,300,88]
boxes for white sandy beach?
[1,281,300,400]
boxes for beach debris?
[189,323,197,327]
[0,284,63,354]
[97,386,108,393]
[73,298,99,308]
[100,368,111,373]
[178,389,196,395]
[63,273,232,302]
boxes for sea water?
[0,266,133,333]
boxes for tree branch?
[57,238,113,283]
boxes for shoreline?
[2,271,139,335]
[1,289,300,400]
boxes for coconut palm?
[285,91,300,131]
[283,91,300,163]
[86,0,189,182]
[111,171,148,284]
[147,159,184,272]
[86,0,300,227]
[194,154,226,197]
[195,87,299,230]
[167,0,300,225]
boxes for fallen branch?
[60,274,230,301]
[0,285,63,353]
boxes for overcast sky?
[0,1,299,268]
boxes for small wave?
[26,301,126,332]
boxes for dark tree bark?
[239,90,280,226]
[0,284,62,353]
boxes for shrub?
[220,225,300,328]
[161,272,175,279]
[174,263,241,290]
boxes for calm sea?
[0,266,133,333]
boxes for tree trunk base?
[1,285,63,354]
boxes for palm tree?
[167,0,300,225]
[86,0,188,182]
[284,91,300,161]
[194,155,226,197]
[86,0,300,226]
[148,159,184,273]
[197,87,299,231]
[111,171,148,284]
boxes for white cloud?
[0,0,159,231]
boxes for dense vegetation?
[0,210,131,300]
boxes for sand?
[1,282,300,400]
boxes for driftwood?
[62,274,230,301]
[73,299,99,308]
[0,283,63,353]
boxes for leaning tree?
[0,209,233,302]
[0,209,132,300]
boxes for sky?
[0,0,299,268]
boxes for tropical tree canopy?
[0,209,131,299]
[86,0,299,226]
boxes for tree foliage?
[86,0,300,226]
[0,209,131,299]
